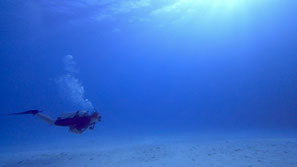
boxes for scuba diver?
[8,109,101,134]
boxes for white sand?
[1,132,297,167]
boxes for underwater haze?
[0,0,297,166]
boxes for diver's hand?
[89,123,95,130]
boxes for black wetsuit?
[54,113,91,131]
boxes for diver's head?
[90,111,101,123]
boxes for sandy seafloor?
[1,131,296,167]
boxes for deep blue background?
[0,0,296,146]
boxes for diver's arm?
[35,113,55,125]
[69,126,86,134]
[69,128,83,134]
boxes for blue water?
[0,0,296,156]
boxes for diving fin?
[7,110,42,116]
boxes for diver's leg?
[35,113,55,125]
